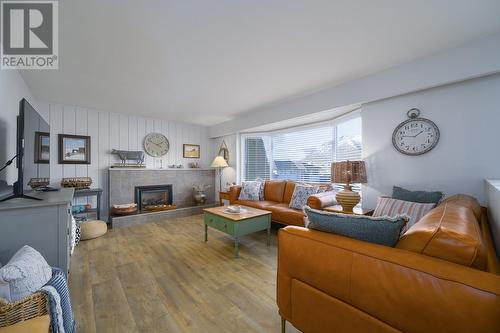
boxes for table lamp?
[331,160,367,213]
[211,156,229,192]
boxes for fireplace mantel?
[108,168,215,224]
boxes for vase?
[194,190,207,205]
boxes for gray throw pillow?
[304,206,407,247]
[392,186,443,204]
[289,185,319,210]
[0,246,52,302]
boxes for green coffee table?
[203,205,272,258]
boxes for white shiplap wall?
[38,101,210,218]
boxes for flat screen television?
[0,99,50,202]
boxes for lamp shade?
[331,160,367,185]
[211,156,229,168]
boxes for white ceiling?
[20,0,500,126]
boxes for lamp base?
[335,185,360,213]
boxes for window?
[240,114,362,184]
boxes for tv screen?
[20,99,50,191]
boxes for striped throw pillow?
[373,197,435,233]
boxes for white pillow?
[238,181,264,201]
[0,246,52,302]
[373,197,435,233]
[289,184,319,210]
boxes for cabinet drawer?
[204,213,234,235]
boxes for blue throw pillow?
[304,206,407,247]
[392,186,443,204]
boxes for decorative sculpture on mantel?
[111,149,145,167]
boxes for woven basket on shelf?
[61,177,92,189]
[0,292,48,328]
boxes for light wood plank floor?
[69,214,301,333]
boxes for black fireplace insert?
[134,184,173,210]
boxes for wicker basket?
[0,292,48,328]
[61,177,92,189]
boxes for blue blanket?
[41,267,76,333]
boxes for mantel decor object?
[331,160,367,213]
[111,149,145,167]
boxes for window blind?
[242,136,271,181]
[241,115,362,185]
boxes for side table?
[73,188,103,220]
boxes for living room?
[0,1,499,332]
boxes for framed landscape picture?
[34,131,50,164]
[183,144,200,158]
[58,134,91,164]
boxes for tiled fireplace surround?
[109,168,216,227]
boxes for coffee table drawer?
[204,213,234,235]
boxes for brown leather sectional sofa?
[277,194,500,333]
[228,180,337,226]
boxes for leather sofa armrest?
[229,185,241,204]
[307,191,337,209]
[277,226,500,332]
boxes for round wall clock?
[392,108,440,156]
[143,132,169,157]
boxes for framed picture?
[58,134,91,164]
[34,131,50,164]
[183,144,200,159]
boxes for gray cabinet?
[0,188,74,276]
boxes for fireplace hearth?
[135,185,173,211]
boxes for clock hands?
[401,130,424,138]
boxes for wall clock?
[392,108,440,156]
[143,132,169,157]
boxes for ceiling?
[20,0,500,126]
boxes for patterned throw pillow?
[0,246,52,302]
[289,185,319,210]
[304,206,407,247]
[373,197,435,233]
[238,181,263,201]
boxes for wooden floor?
[69,214,301,333]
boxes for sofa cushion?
[304,207,407,247]
[373,197,435,233]
[392,186,443,204]
[238,181,263,201]
[289,184,319,210]
[268,203,305,226]
[0,246,52,302]
[439,194,482,221]
[264,180,286,202]
[236,200,277,210]
[397,203,487,270]
[283,182,296,204]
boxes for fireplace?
[134,185,173,211]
